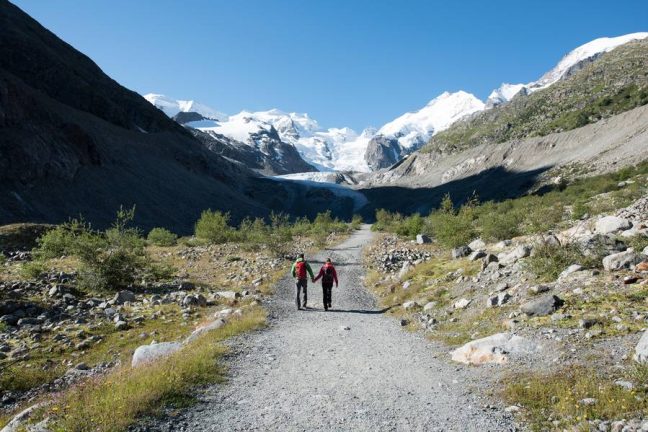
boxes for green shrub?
[194,210,235,244]
[34,218,97,260]
[20,260,47,280]
[525,242,602,282]
[351,214,363,230]
[147,228,177,246]
[627,234,648,253]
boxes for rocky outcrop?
[451,333,541,365]
[364,135,404,170]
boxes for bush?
[195,210,235,244]
[20,260,47,280]
[34,218,97,260]
[147,228,177,246]
[525,242,602,282]
[351,214,363,230]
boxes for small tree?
[195,210,234,244]
[147,227,178,246]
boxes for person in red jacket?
[313,258,338,311]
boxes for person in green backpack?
[291,253,314,310]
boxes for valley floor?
[143,226,516,431]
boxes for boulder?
[529,285,551,295]
[634,329,648,364]
[602,249,643,271]
[595,216,632,234]
[113,290,136,305]
[520,295,563,317]
[185,318,226,343]
[132,341,182,367]
[182,294,207,307]
[486,292,511,308]
[636,261,648,273]
[115,320,129,331]
[398,262,412,280]
[500,245,532,265]
[643,246,648,256]
[468,238,486,251]
[558,264,583,279]
[450,333,541,365]
[416,234,432,244]
[577,234,626,256]
[468,250,487,261]
[0,402,50,432]
[453,298,471,309]
[215,291,241,300]
[451,246,472,259]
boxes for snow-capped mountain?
[376,91,485,150]
[487,32,648,106]
[144,93,227,121]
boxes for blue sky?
[12,0,648,130]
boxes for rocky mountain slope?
[425,39,648,155]
[0,1,359,231]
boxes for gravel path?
[159,226,517,431]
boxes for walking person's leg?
[295,280,301,310]
[322,284,328,311]
[302,280,308,308]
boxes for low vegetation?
[49,307,266,432]
[372,160,648,248]
[504,366,648,431]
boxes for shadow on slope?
[359,165,552,219]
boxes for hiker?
[313,258,338,311]
[291,253,314,310]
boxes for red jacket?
[313,263,338,286]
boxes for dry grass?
[504,365,648,431]
[47,307,266,432]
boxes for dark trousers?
[295,279,308,308]
[323,282,333,308]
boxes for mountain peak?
[144,93,227,121]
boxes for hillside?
[424,39,648,154]
[0,0,356,231]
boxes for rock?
[75,362,90,371]
[214,308,234,319]
[579,398,598,406]
[450,333,541,365]
[541,234,561,247]
[468,250,487,261]
[636,261,648,272]
[423,301,437,312]
[398,262,412,280]
[132,341,182,367]
[495,240,512,249]
[402,280,412,290]
[341,325,351,331]
[402,301,419,311]
[559,264,583,279]
[114,320,129,331]
[500,245,532,265]
[577,234,626,256]
[520,295,563,317]
[529,285,551,295]
[399,319,408,326]
[643,246,648,256]
[624,276,640,285]
[415,234,431,244]
[579,318,598,329]
[451,246,472,259]
[182,294,207,307]
[0,402,50,432]
[633,329,648,363]
[215,291,241,300]
[596,216,632,234]
[185,319,226,343]
[113,290,136,305]
[486,292,511,308]
[468,238,486,250]
[453,298,471,309]
[602,249,643,271]
[615,380,634,390]
[494,282,509,292]
[179,281,195,290]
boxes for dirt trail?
[158,226,517,431]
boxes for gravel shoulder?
[157,226,517,431]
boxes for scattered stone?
[500,245,532,265]
[399,319,408,326]
[579,398,598,406]
[185,319,226,343]
[559,264,583,279]
[633,329,648,363]
[341,325,351,331]
[520,295,563,317]
[423,302,437,312]
[402,301,419,311]
[636,261,648,272]
[603,249,643,271]
[595,216,632,234]
[468,250,487,261]
[450,333,540,365]
[624,276,640,285]
[468,238,486,250]
[451,246,471,259]
[486,292,511,308]
[0,402,50,432]
[529,285,550,295]
[132,342,182,367]
[453,298,471,309]
[215,291,241,300]
[75,362,90,371]
[415,234,431,244]
[615,380,634,390]
[113,290,136,305]
[579,318,598,329]
[115,320,129,331]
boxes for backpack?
[322,265,334,284]
[295,261,307,279]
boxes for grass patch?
[504,366,648,431]
[48,307,266,432]
[430,306,508,346]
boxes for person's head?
[299,253,304,260]
[326,258,331,264]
